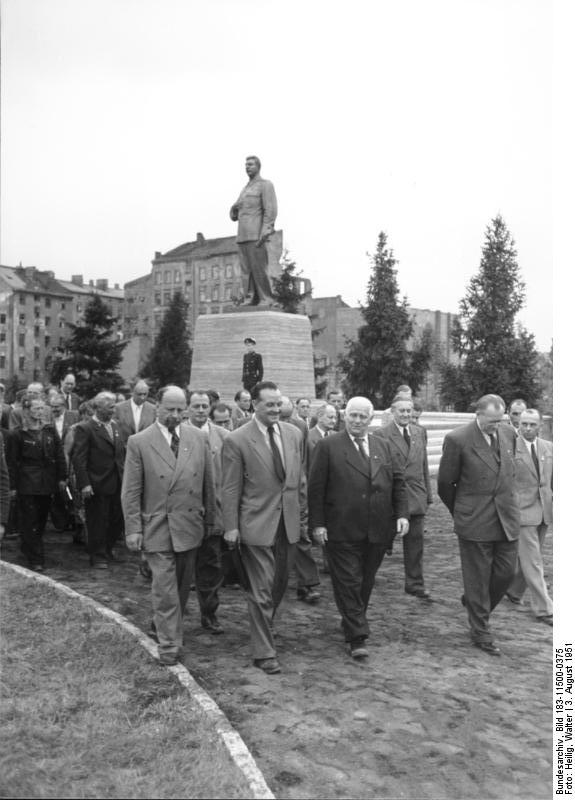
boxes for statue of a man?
[230,155,278,307]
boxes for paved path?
[1,498,552,799]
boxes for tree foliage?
[49,294,127,397]
[271,252,309,313]
[141,291,192,389]
[440,215,541,410]
[338,232,433,408]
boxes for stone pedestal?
[189,311,315,401]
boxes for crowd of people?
[0,376,552,671]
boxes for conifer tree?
[141,291,192,388]
[49,294,126,397]
[338,232,432,408]
[440,215,541,410]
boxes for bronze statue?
[230,155,278,307]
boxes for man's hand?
[81,485,94,500]
[125,533,143,552]
[256,234,269,247]
[396,518,410,538]
[224,528,240,547]
[312,527,328,546]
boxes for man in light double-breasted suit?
[222,381,307,675]
[114,380,156,446]
[121,386,215,666]
[374,395,433,599]
[506,409,553,623]
[438,394,520,656]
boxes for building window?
[224,286,232,301]
[34,326,40,339]
[19,294,26,305]
[59,320,65,328]
[225,264,233,279]
[45,317,51,327]
[19,313,26,324]
[34,307,41,319]
[163,291,171,304]
[0,332,5,343]
[19,333,25,347]
[212,287,219,302]
[154,292,161,305]
[184,287,190,299]
[185,263,192,274]
[34,294,40,302]
[61,302,66,310]
[0,314,5,324]
[174,271,181,283]
[199,268,206,282]
[164,270,171,283]
[45,297,51,308]
[59,337,64,347]
[0,355,5,369]
[19,356,25,371]
[34,346,40,361]
[155,271,162,285]
[234,263,241,277]
[77,304,82,313]
[199,289,206,302]
[45,335,51,347]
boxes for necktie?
[531,442,540,479]
[104,422,114,441]
[268,426,285,482]
[489,433,500,462]
[354,437,369,462]
[403,427,411,447]
[170,429,179,458]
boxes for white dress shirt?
[254,417,285,468]
[131,399,142,432]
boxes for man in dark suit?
[60,373,82,412]
[222,381,307,675]
[242,337,263,393]
[187,390,228,634]
[309,396,409,659]
[114,379,156,446]
[374,395,433,600]
[437,393,520,656]
[48,392,77,531]
[122,385,216,665]
[231,389,252,429]
[306,403,337,474]
[73,392,125,569]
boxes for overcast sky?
[1,0,552,348]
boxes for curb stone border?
[1,560,275,800]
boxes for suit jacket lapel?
[516,436,537,477]
[390,424,409,457]
[170,426,194,487]
[149,423,177,469]
[91,418,114,448]
[248,421,276,475]
[471,424,499,473]
[343,432,371,478]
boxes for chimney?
[96,279,109,291]
[89,280,94,287]
[114,283,120,290]
[196,233,205,244]
[24,266,36,279]
[154,251,162,259]
[45,271,55,279]
[71,275,84,286]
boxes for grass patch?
[0,566,254,799]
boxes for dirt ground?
[1,496,552,800]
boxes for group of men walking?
[0,377,552,672]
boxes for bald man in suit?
[438,394,520,656]
[122,385,216,666]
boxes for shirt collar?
[157,420,180,437]
[394,421,409,435]
[254,416,278,437]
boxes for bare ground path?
[1,499,552,799]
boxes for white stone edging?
[1,560,275,800]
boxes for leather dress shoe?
[505,593,522,605]
[461,594,467,607]
[147,621,158,642]
[159,654,179,667]
[254,657,281,674]
[537,615,553,626]
[90,558,108,570]
[297,586,321,604]
[201,614,224,634]
[406,589,433,601]
[473,641,501,656]
[350,640,369,659]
